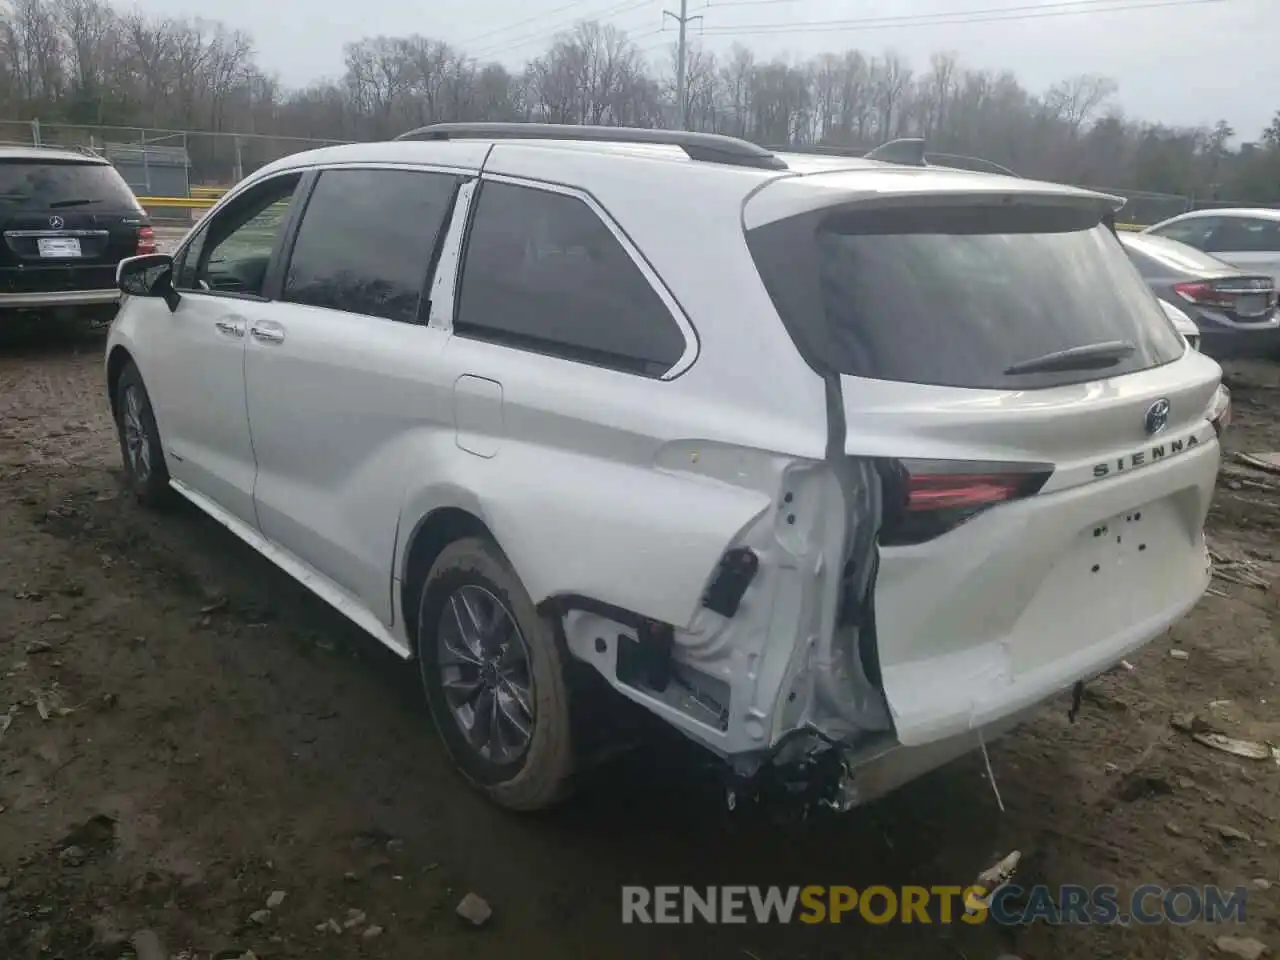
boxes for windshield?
[0,160,138,211]
[747,204,1185,390]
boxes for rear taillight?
[880,459,1053,546]
[136,225,157,255]
[1174,281,1233,310]
[1175,279,1276,316]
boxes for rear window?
[0,160,138,211]
[748,205,1185,390]
[1121,234,1231,278]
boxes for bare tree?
[0,0,1276,203]
[1044,73,1118,137]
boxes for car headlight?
[1207,383,1231,436]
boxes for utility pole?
[663,0,701,129]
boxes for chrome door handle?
[214,318,245,337]
[250,323,285,344]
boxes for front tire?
[417,537,575,811]
[114,361,171,507]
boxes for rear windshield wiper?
[47,198,103,208]
[1004,340,1136,376]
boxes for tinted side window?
[455,181,686,376]
[1230,218,1280,253]
[173,229,205,290]
[283,168,459,324]
[1204,219,1255,253]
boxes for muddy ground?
[0,322,1276,960]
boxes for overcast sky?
[129,0,1276,139]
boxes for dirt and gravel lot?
[0,321,1276,960]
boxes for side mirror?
[117,254,180,311]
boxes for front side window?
[282,168,459,324]
[173,174,300,296]
[454,181,687,376]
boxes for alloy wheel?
[122,385,152,483]
[435,584,536,763]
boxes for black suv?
[1,145,156,321]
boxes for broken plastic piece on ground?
[1171,712,1274,761]
[1213,935,1269,960]
[1187,727,1272,762]
[964,850,1021,915]
[456,892,492,926]
[1213,823,1253,843]
[1196,732,1273,762]
[1233,451,1280,477]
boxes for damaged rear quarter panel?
[393,337,832,633]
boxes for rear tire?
[114,361,171,507]
[416,537,575,811]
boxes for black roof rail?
[395,122,788,171]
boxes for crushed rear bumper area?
[725,707,1032,820]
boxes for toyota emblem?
[48,216,64,229]
[1144,398,1171,437]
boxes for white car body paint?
[106,135,1223,806]
[1144,208,1280,287]
[1159,297,1201,350]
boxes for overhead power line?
[458,0,608,46]
[469,0,657,58]
[690,0,1232,37]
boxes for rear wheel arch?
[400,507,497,646]
[106,345,135,420]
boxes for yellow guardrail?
[136,196,220,209]
[189,186,229,198]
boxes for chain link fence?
[4,118,1276,225]
[0,120,350,194]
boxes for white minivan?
[106,125,1228,813]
